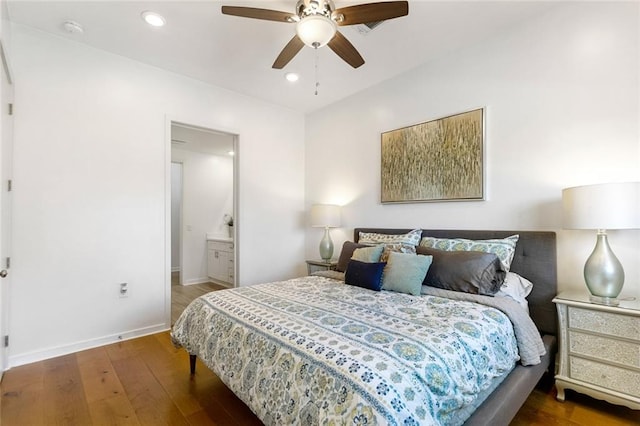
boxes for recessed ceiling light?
[141,11,166,27]
[285,72,300,82]
[228,151,235,156]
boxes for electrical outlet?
[119,282,129,298]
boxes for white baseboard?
[182,277,211,285]
[7,323,170,369]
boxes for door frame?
[170,161,184,285]
[164,116,239,327]
[0,39,14,377]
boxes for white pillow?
[419,235,519,272]
[495,272,533,311]
[358,229,422,246]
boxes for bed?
[171,229,557,425]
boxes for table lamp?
[562,182,640,305]
[310,204,341,262]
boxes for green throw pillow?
[382,252,433,296]
[351,245,384,263]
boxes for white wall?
[9,24,305,366]
[172,148,233,284]
[305,2,640,298]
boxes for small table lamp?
[310,204,341,262]
[562,182,640,305]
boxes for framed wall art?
[381,108,485,203]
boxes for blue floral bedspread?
[171,276,520,425]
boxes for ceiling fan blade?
[334,1,408,26]
[328,31,365,68]
[221,6,295,23]
[272,36,305,69]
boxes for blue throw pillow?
[344,259,387,291]
[382,252,433,296]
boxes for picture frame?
[381,108,485,203]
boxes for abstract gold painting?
[381,108,485,203]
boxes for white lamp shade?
[310,204,341,228]
[562,182,640,230]
[296,15,337,48]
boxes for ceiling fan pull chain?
[314,44,320,96]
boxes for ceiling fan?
[221,0,409,69]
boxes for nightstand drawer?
[569,331,640,368]
[570,356,640,397]
[569,307,640,341]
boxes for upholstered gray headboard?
[354,228,558,336]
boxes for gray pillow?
[336,241,367,272]
[417,246,506,296]
[382,252,433,296]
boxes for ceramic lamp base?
[584,230,625,301]
[319,227,334,262]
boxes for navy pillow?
[344,259,387,291]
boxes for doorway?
[168,121,237,325]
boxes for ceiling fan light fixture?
[296,15,336,48]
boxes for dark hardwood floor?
[1,278,638,425]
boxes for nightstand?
[306,260,338,275]
[553,290,640,410]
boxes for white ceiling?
[6,0,558,113]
